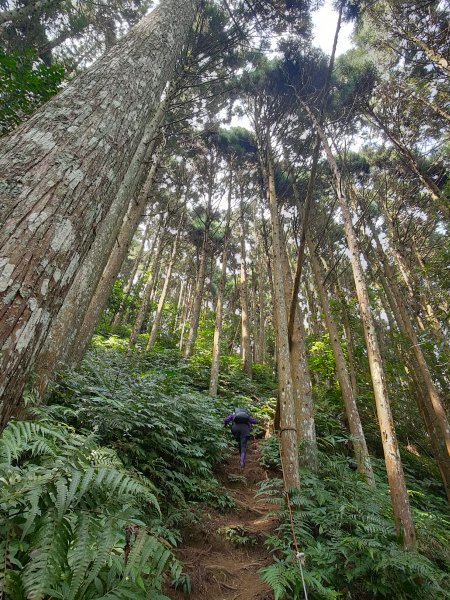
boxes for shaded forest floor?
[166,439,276,600]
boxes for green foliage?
[46,349,231,509]
[308,334,337,381]
[220,526,258,547]
[0,49,64,136]
[258,439,450,599]
[0,419,177,600]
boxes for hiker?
[224,408,257,467]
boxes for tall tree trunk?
[209,172,232,396]
[368,224,450,495]
[376,258,450,501]
[336,285,359,397]
[265,144,300,488]
[129,231,165,347]
[0,0,197,426]
[175,277,186,329]
[257,254,266,364]
[49,137,165,370]
[112,222,160,327]
[280,236,318,469]
[306,105,416,548]
[307,236,374,482]
[239,193,252,378]
[179,281,193,352]
[183,236,207,359]
[147,221,182,351]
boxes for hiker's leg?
[231,425,241,454]
[240,433,249,467]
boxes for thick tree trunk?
[266,147,300,489]
[307,236,374,483]
[41,133,165,373]
[239,195,252,378]
[147,223,182,351]
[209,173,232,396]
[0,0,197,427]
[308,107,416,548]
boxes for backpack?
[233,408,250,424]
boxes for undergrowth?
[0,343,273,598]
[258,435,450,600]
[0,419,180,599]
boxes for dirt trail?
[166,440,276,600]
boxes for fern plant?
[258,440,450,600]
[46,348,235,511]
[0,419,179,600]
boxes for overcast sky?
[312,0,354,56]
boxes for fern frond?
[67,512,92,600]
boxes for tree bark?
[305,104,416,548]
[0,0,197,427]
[40,129,165,374]
[376,258,450,502]
[266,144,300,488]
[239,193,252,378]
[368,221,450,493]
[209,172,232,396]
[280,236,318,469]
[183,234,207,359]
[129,229,165,347]
[307,236,374,483]
[147,221,182,351]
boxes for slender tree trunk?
[266,144,300,488]
[113,220,162,327]
[183,236,207,359]
[175,277,186,329]
[129,231,165,347]
[307,236,374,482]
[147,224,181,351]
[307,106,416,548]
[337,285,359,397]
[366,110,449,219]
[0,0,198,426]
[258,255,266,363]
[179,281,193,352]
[239,194,252,378]
[279,236,318,469]
[378,260,450,501]
[209,172,232,396]
[126,220,152,293]
[368,225,450,492]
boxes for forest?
[0,0,449,598]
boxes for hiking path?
[166,439,277,600]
